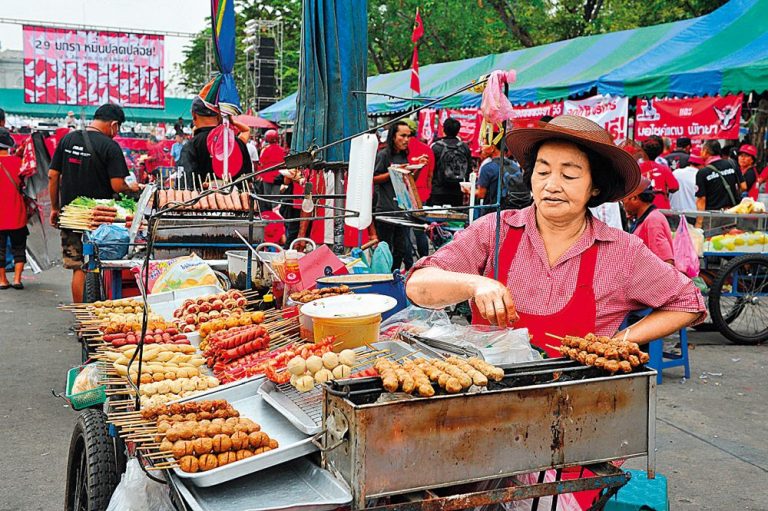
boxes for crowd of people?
[2,97,767,297]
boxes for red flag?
[410,9,424,94]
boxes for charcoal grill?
[318,358,656,508]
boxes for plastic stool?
[621,309,690,384]
[604,470,668,511]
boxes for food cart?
[60,274,656,511]
[662,209,768,345]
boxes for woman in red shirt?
[0,129,28,289]
[407,116,704,353]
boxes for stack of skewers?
[548,333,650,374]
[156,173,252,212]
[59,204,123,231]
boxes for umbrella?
[234,114,278,129]
[204,0,242,116]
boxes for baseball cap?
[738,144,757,158]
[0,127,14,149]
[191,96,219,117]
[688,151,704,165]
[93,103,126,124]
[403,118,417,133]
[264,129,279,143]
[630,176,653,196]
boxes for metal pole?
[333,169,345,254]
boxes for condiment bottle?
[282,249,303,307]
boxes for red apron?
[472,226,603,509]
[471,227,598,357]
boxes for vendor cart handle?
[290,237,317,253]
[310,429,347,453]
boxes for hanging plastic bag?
[370,241,393,274]
[673,215,700,278]
[90,224,130,260]
[480,70,517,124]
[106,458,174,511]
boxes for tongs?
[400,331,483,359]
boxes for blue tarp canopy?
[260,0,768,122]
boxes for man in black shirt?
[49,103,139,302]
[180,97,251,187]
[665,137,691,171]
[429,117,472,207]
[695,140,743,228]
[373,121,412,271]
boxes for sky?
[0,0,211,96]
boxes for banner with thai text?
[564,95,629,143]
[634,94,743,141]
[510,101,564,128]
[23,25,165,108]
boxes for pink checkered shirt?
[411,206,706,336]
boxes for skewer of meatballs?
[553,333,650,374]
[373,356,504,395]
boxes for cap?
[191,96,220,117]
[630,176,653,196]
[738,144,757,158]
[688,151,704,165]
[93,103,126,124]
[0,128,14,149]
[403,118,417,133]
[264,129,279,143]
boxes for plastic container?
[65,365,106,410]
[298,308,314,340]
[299,294,397,350]
[316,269,408,320]
[312,314,382,350]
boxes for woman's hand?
[470,276,519,327]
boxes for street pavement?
[0,266,766,510]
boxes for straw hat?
[506,115,641,202]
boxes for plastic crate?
[65,365,106,410]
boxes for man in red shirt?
[640,138,678,209]
[0,128,28,289]
[623,177,674,264]
[258,130,287,197]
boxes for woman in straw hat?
[407,115,705,356]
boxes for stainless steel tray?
[170,377,317,487]
[258,341,434,435]
[170,457,351,511]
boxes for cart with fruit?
[663,208,768,345]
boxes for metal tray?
[169,377,317,487]
[258,340,435,435]
[170,457,351,511]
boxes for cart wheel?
[65,410,119,511]
[709,254,768,345]
[84,272,103,304]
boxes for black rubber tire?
[65,410,119,511]
[709,254,768,345]
[84,272,103,304]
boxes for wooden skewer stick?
[545,333,565,341]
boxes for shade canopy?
[260,0,768,121]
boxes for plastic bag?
[133,253,219,294]
[673,215,700,278]
[421,323,540,365]
[379,304,452,340]
[480,70,517,124]
[370,241,393,274]
[91,224,129,260]
[72,363,101,394]
[106,458,174,511]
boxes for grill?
[318,358,657,508]
[149,216,265,260]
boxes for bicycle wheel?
[709,254,768,345]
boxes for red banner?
[437,109,483,155]
[510,101,564,128]
[23,25,164,108]
[634,94,743,141]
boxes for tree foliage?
[178,0,728,101]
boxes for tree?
[177,0,729,102]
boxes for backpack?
[433,139,469,184]
[497,157,532,210]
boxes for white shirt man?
[670,152,703,212]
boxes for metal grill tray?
[170,377,317,487]
[258,340,436,435]
[170,457,351,511]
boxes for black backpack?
[497,157,532,210]
[433,139,469,184]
